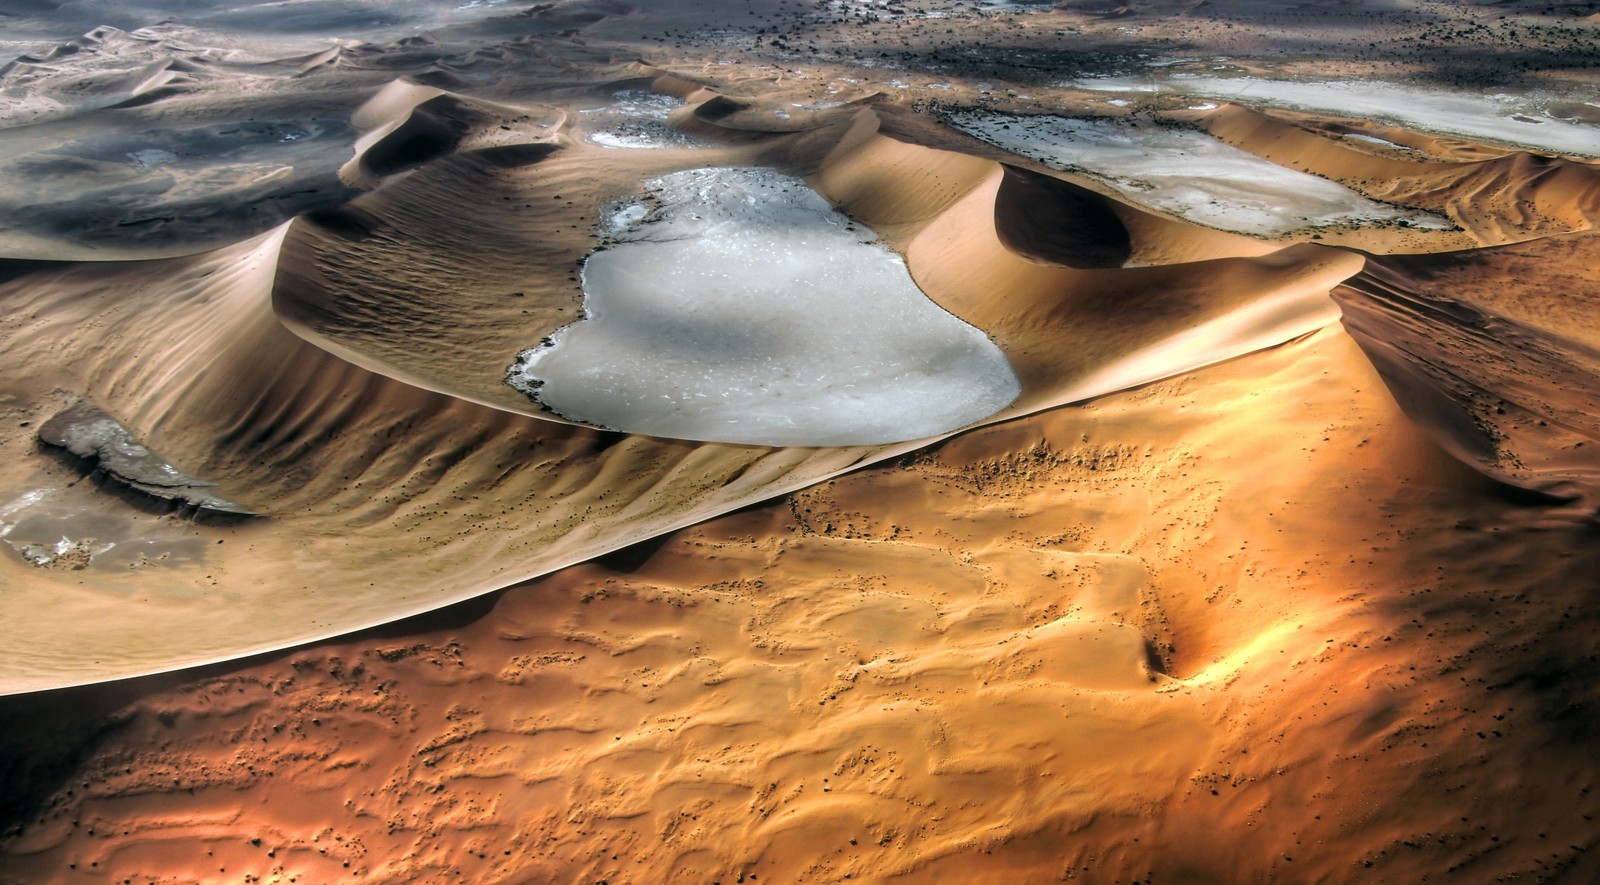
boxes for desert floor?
[3,0,1600,881]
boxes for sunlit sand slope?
[0,78,1379,692]
[1336,232,1600,504]
[5,326,1598,883]
[3,0,1600,880]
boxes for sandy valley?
[2,0,1600,881]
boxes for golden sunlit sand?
[3,0,1600,881]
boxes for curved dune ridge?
[3,48,1597,691]
[1194,103,1600,246]
[5,2,1600,882]
[945,109,1455,237]
[1334,233,1600,506]
[0,71,1382,693]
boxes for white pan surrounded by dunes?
[947,111,1453,236]
[1073,74,1600,159]
[506,167,1022,446]
[581,89,708,149]
[7,0,1600,879]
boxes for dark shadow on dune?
[593,531,675,574]
[994,165,1131,269]
[106,86,190,109]
[360,94,486,179]
[358,585,509,640]
[469,142,562,169]
[403,68,471,90]
[0,577,488,849]
[694,95,749,122]
[302,204,383,241]
[1334,242,1600,508]
[0,552,575,847]
[0,681,144,848]
[0,259,62,286]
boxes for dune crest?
[5,0,1600,881]
[1200,104,1600,245]
[0,74,1387,692]
[1336,233,1600,506]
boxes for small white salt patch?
[583,90,706,150]
[127,148,177,169]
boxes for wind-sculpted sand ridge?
[1199,104,1600,245]
[0,74,1392,692]
[0,227,894,689]
[9,322,1599,883]
[0,26,213,123]
[9,64,1587,691]
[5,1,1600,877]
[1335,232,1600,507]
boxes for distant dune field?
[3,0,1600,882]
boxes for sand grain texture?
[3,0,1600,881]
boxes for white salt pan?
[947,111,1452,236]
[1072,75,1600,158]
[581,90,707,150]
[507,168,1020,446]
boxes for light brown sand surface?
[3,0,1600,881]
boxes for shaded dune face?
[1334,232,1600,506]
[352,94,478,178]
[4,6,1600,880]
[0,79,1375,691]
[506,166,1023,446]
[992,165,1133,268]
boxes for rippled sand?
[2,0,1600,882]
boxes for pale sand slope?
[4,326,1598,883]
[0,75,1375,693]
[2,0,1600,881]
[1191,104,1600,246]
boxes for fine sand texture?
[3,0,1600,881]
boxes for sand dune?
[1336,233,1600,505]
[0,76,1379,692]
[3,0,1600,881]
[1199,104,1600,245]
[7,324,1598,883]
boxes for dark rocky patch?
[37,401,255,516]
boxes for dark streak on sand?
[37,401,256,516]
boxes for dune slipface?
[3,1,1600,883]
